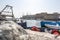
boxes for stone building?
[35,12,60,21]
[20,15,35,20]
[20,12,60,21]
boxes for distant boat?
[45,24,60,29]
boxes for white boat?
[45,24,60,29]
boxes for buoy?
[52,29,59,35]
[31,26,40,32]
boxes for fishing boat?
[45,24,60,29]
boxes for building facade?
[20,12,60,21]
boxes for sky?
[0,0,60,18]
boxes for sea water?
[20,19,60,28]
[23,20,41,28]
